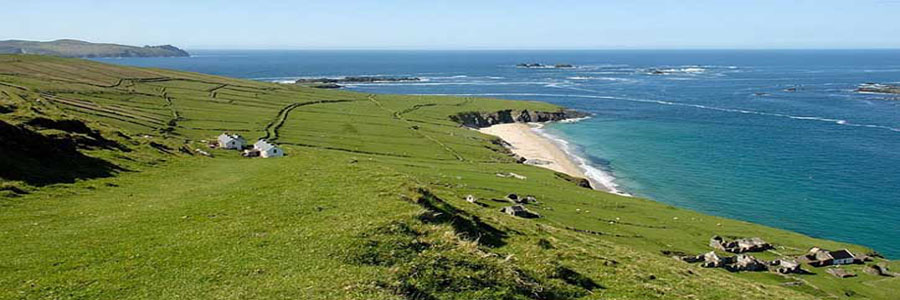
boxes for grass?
[1,54,897,299]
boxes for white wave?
[583,63,631,68]
[649,67,706,75]
[862,69,900,73]
[566,76,631,82]
[184,54,250,58]
[543,82,570,88]
[424,75,469,79]
[423,75,507,81]
[418,90,900,134]
[265,74,413,82]
[349,81,559,87]
[532,126,630,196]
[251,76,301,82]
[558,116,592,123]
[682,67,706,73]
[584,71,630,75]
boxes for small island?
[857,83,900,95]
[0,39,189,58]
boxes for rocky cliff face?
[450,109,588,128]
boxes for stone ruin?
[506,193,520,202]
[770,259,804,274]
[826,268,856,278]
[505,193,538,204]
[725,254,768,272]
[500,205,541,218]
[709,236,772,253]
[863,263,896,277]
[679,251,768,273]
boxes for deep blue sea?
[94,50,900,257]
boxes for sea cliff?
[450,109,588,128]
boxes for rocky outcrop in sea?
[857,83,900,95]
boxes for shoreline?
[478,121,629,196]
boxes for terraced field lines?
[368,94,465,161]
[262,100,355,141]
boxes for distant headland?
[0,39,189,58]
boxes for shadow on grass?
[416,188,508,248]
[25,117,131,151]
[552,265,605,291]
[0,120,123,186]
[344,190,603,300]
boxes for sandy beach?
[479,123,590,183]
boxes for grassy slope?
[0,55,897,299]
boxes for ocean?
[94,50,900,257]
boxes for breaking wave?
[566,76,633,82]
[416,91,900,133]
[532,124,630,196]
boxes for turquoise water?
[95,50,900,257]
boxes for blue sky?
[4,0,899,49]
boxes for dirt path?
[261,99,355,141]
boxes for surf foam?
[531,121,631,196]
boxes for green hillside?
[0,40,189,58]
[1,55,897,299]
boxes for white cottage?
[218,133,246,150]
[828,249,856,265]
[807,247,857,267]
[254,139,284,158]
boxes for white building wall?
[219,135,245,150]
[261,147,284,158]
[833,258,853,265]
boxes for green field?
[1,55,897,299]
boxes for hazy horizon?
[10,41,900,51]
[5,0,900,50]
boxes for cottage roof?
[778,259,800,268]
[254,139,277,151]
[219,133,244,142]
[830,249,855,260]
